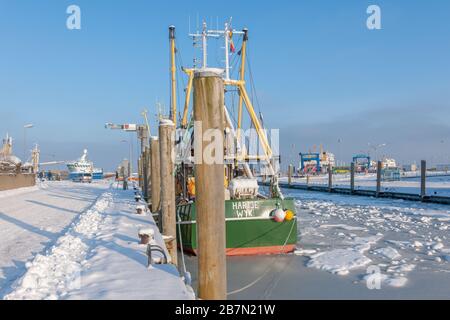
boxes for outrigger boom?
[173,21,283,198]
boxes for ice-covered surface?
[307,248,372,276]
[184,186,450,299]
[292,188,450,291]
[1,181,192,300]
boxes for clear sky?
[1,0,450,171]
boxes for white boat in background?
[67,149,103,181]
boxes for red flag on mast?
[229,31,235,53]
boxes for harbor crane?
[104,120,151,185]
[104,122,149,151]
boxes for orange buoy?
[285,210,295,221]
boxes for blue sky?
[1,0,450,170]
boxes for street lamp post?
[23,124,34,162]
[121,140,132,179]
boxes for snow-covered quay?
[0,181,192,300]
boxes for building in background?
[382,158,397,169]
[402,163,418,172]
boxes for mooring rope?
[227,217,297,296]
[177,212,188,278]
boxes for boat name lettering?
[232,201,260,218]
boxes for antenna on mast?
[202,21,207,68]
[196,12,199,32]
[224,21,230,80]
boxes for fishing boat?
[170,21,297,256]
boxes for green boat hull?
[177,198,297,256]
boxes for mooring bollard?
[138,228,154,245]
[159,119,177,267]
[421,160,426,199]
[376,161,382,197]
[193,68,227,300]
[136,204,146,215]
[328,163,333,192]
[288,164,293,185]
[134,194,141,202]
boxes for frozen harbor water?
[185,187,450,299]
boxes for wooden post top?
[194,68,224,78]
[159,119,175,127]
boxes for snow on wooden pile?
[5,185,193,300]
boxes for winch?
[228,178,259,200]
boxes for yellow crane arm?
[238,83,273,160]
[237,29,248,138]
[181,68,194,128]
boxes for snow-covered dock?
[0,181,193,300]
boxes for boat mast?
[184,20,283,197]
[169,25,177,125]
[224,22,230,80]
[202,22,207,68]
[237,28,248,140]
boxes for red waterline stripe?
[180,245,295,257]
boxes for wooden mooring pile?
[135,69,227,300]
[275,160,450,205]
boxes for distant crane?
[141,109,151,137]
[104,121,150,178]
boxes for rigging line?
[177,212,188,276]
[228,90,238,128]
[230,55,240,79]
[229,37,242,79]
[176,60,186,115]
[176,51,186,89]
[260,219,297,299]
[246,48,263,117]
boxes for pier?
[262,181,450,205]
[0,181,193,299]
[271,162,450,205]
